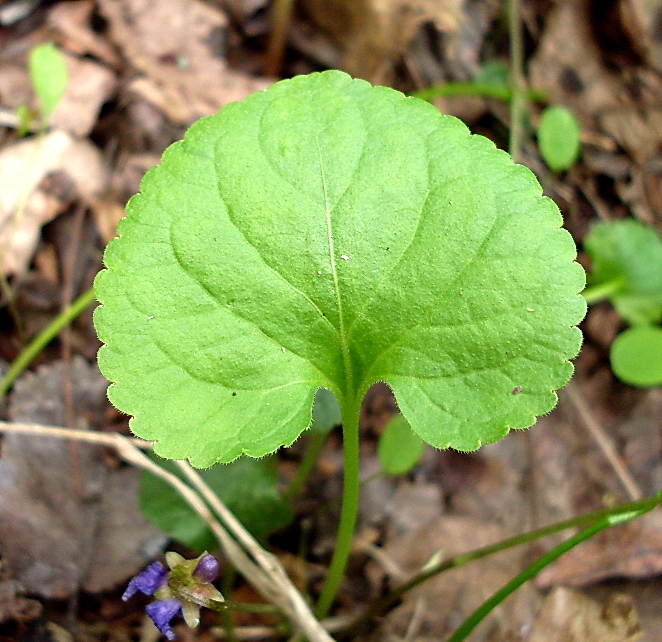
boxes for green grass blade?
[446,506,654,641]
[0,287,96,400]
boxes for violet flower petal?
[193,554,220,583]
[145,598,183,640]
[122,561,168,601]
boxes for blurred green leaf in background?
[29,42,68,123]
[378,414,425,476]
[140,455,293,551]
[610,326,662,387]
[538,105,581,172]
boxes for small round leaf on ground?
[538,105,581,172]
[610,326,662,387]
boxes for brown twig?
[60,204,87,499]
[264,0,296,77]
[563,381,643,500]
[0,421,335,642]
[177,460,335,641]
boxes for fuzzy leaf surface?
[94,71,585,466]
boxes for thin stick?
[0,421,335,642]
[563,382,643,500]
[264,0,296,77]
[177,461,279,569]
[177,461,334,642]
[507,0,526,162]
[0,421,151,448]
[210,624,277,640]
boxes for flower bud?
[193,553,220,583]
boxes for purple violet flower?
[145,599,183,640]
[123,552,224,640]
[121,561,168,601]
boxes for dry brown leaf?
[618,389,662,492]
[0,131,107,275]
[0,62,32,110]
[223,0,270,22]
[47,0,123,69]
[0,579,41,626]
[48,53,116,137]
[384,478,443,538]
[536,513,662,588]
[526,398,662,587]
[530,0,662,163]
[110,152,161,200]
[0,358,166,598]
[615,164,662,227]
[98,0,270,125]
[300,0,469,82]
[367,515,538,641]
[444,438,529,527]
[530,586,641,642]
[530,1,622,119]
[90,196,125,244]
[0,0,40,27]
[621,0,662,73]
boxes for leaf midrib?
[316,133,354,400]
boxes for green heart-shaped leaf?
[94,71,585,466]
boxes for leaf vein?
[364,210,501,386]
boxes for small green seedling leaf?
[16,104,34,136]
[475,60,510,88]
[378,414,425,475]
[610,326,662,387]
[538,105,581,172]
[94,70,585,467]
[29,42,68,122]
[310,387,342,434]
[584,219,662,325]
[140,455,293,550]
